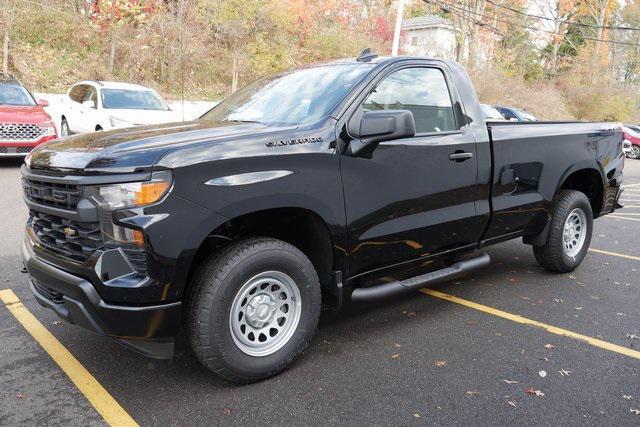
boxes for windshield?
[481,104,505,120]
[516,109,537,121]
[201,64,372,126]
[0,83,36,106]
[101,89,169,110]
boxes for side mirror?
[82,100,96,109]
[347,110,416,157]
[37,99,49,107]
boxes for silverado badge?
[266,137,322,148]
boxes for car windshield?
[201,64,372,126]
[516,109,537,121]
[0,82,35,106]
[481,104,505,120]
[101,89,169,110]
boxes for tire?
[188,237,321,384]
[60,118,70,137]
[629,145,640,160]
[533,190,593,273]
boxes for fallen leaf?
[434,360,447,367]
[559,370,572,376]
[575,307,583,311]
[630,409,640,415]
[402,311,416,318]
[394,343,401,348]
[525,388,545,397]
[16,393,26,399]
[413,413,421,418]
[502,380,519,384]
[568,274,576,279]
[626,334,639,340]
[544,344,555,350]
[623,395,633,400]
[507,400,517,407]
[553,298,563,303]
[539,370,547,378]
[466,391,480,396]
[52,321,61,326]
[391,353,400,359]
[223,407,232,416]
[538,357,549,361]
[590,296,600,300]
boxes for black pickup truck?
[21,52,624,383]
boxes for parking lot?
[1,157,639,426]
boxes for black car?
[21,52,624,383]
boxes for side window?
[363,67,456,134]
[83,86,97,108]
[68,85,87,103]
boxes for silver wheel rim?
[229,271,302,357]
[563,208,587,258]
[632,146,640,159]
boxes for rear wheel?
[533,190,593,273]
[629,145,640,160]
[188,237,321,383]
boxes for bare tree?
[1,0,16,74]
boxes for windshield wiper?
[222,119,263,124]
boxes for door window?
[83,86,97,108]
[68,84,88,103]
[363,68,456,133]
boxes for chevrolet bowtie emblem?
[63,227,77,237]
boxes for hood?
[0,105,53,124]
[107,109,181,126]
[27,120,294,173]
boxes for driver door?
[340,64,484,279]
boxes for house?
[401,15,459,60]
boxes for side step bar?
[350,253,490,303]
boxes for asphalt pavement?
[1,157,639,426]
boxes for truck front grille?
[22,178,81,210]
[29,210,102,262]
[0,146,34,154]
[0,123,44,141]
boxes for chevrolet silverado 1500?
[21,51,625,383]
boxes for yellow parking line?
[0,289,137,427]
[420,288,640,360]
[588,248,640,261]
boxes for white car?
[58,81,181,136]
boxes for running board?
[350,253,490,303]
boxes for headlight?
[41,126,57,137]
[109,116,132,127]
[91,170,173,210]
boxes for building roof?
[402,15,455,31]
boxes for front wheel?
[629,145,640,160]
[533,190,593,273]
[188,237,321,383]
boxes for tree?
[1,0,16,74]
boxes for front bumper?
[23,237,181,359]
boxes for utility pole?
[391,0,405,56]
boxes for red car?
[623,125,640,159]
[0,75,57,157]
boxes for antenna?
[356,48,378,62]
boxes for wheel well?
[189,208,335,296]
[560,169,603,217]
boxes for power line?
[485,0,640,32]
[431,0,640,47]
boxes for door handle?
[449,151,473,162]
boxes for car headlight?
[109,116,132,127]
[91,170,173,210]
[41,125,56,137]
